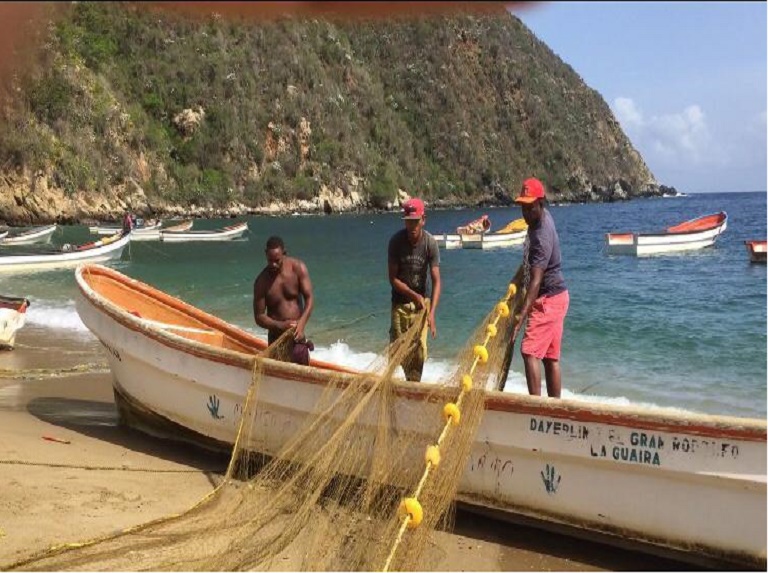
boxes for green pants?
[390,302,429,382]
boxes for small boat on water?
[605,211,728,256]
[436,215,491,249]
[0,231,130,274]
[74,263,766,570]
[90,220,162,237]
[0,295,30,349]
[129,220,194,242]
[159,221,248,242]
[0,224,57,246]
[460,218,527,249]
[745,240,767,263]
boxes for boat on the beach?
[0,232,130,274]
[745,240,767,263]
[605,211,728,256]
[74,263,766,570]
[159,221,248,242]
[460,218,527,249]
[0,224,57,246]
[0,295,30,349]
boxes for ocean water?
[2,192,765,419]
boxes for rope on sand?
[0,459,223,473]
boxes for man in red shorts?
[512,177,570,398]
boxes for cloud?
[613,97,643,128]
[612,98,715,164]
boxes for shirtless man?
[253,236,314,362]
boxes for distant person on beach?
[253,236,315,365]
[512,177,569,398]
[122,212,133,233]
[388,197,441,382]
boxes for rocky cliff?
[0,3,675,224]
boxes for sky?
[513,1,767,194]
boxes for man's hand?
[414,293,425,309]
[294,325,305,342]
[280,319,298,332]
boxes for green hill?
[0,2,673,224]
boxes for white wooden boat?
[460,218,528,249]
[0,224,57,245]
[74,264,766,570]
[0,230,8,241]
[0,295,30,349]
[745,240,767,263]
[435,233,461,249]
[0,232,129,274]
[90,221,162,237]
[605,212,728,256]
[436,215,492,249]
[160,221,248,242]
[128,220,194,242]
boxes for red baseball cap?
[401,198,425,219]
[515,178,546,204]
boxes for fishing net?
[7,268,526,572]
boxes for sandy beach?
[0,325,694,571]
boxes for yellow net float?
[507,283,517,298]
[425,445,441,467]
[496,302,510,318]
[473,345,489,363]
[443,402,461,426]
[461,374,473,392]
[486,324,497,338]
[398,497,423,528]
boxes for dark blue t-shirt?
[527,209,566,297]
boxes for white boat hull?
[74,265,767,569]
[160,223,248,242]
[435,233,462,249]
[461,230,527,249]
[0,303,28,349]
[0,234,130,273]
[1,224,57,245]
[90,223,162,239]
[606,216,727,256]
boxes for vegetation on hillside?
[0,2,657,210]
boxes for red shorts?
[521,290,569,360]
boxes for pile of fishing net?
[8,271,525,572]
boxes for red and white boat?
[745,240,767,263]
[606,212,728,256]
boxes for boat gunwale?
[75,264,767,442]
[0,232,130,264]
[607,212,728,241]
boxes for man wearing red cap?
[388,197,441,382]
[512,178,569,398]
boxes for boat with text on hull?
[73,263,766,570]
